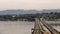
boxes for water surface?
[0,21,60,34]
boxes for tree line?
[0,12,60,21]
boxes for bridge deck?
[31,18,60,34]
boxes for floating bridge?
[31,18,60,34]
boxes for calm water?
[0,21,34,34]
[0,21,60,34]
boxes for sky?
[0,0,60,10]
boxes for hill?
[0,9,60,15]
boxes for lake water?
[0,21,60,34]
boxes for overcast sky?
[0,0,60,10]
